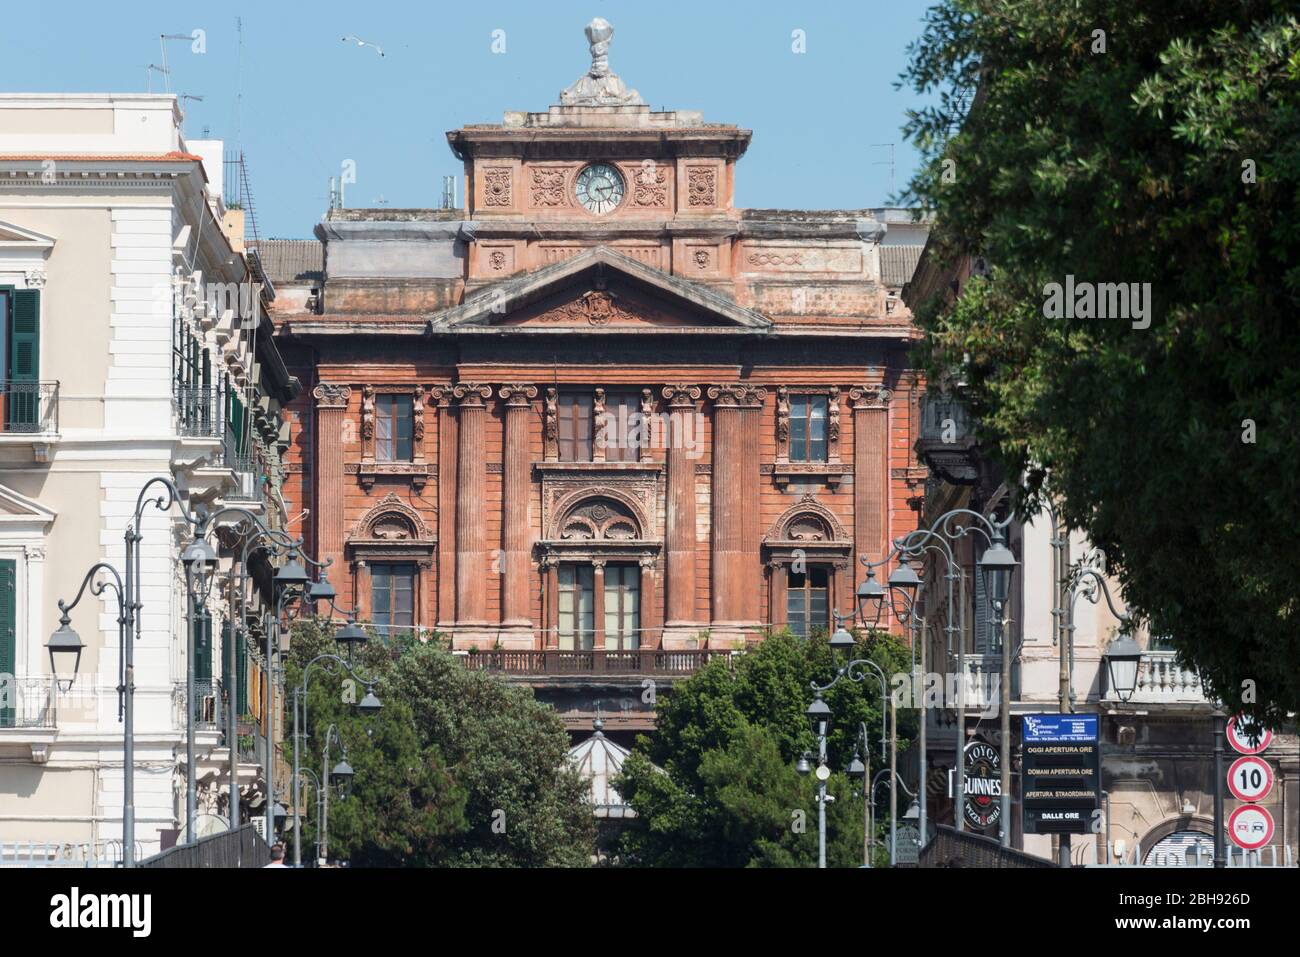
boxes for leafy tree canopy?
[616,630,915,867]
[284,624,595,866]
[901,0,1300,720]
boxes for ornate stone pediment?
[762,495,852,567]
[346,493,435,558]
[426,246,772,333]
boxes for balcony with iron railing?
[461,648,733,678]
[0,381,59,461]
[174,385,226,440]
[0,675,58,730]
[172,678,225,737]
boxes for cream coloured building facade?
[0,94,296,863]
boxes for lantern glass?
[1104,632,1142,702]
[47,618,85,692]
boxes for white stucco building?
[0,94,296,864]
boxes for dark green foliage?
[616,629,914,867]
[900,1,1300,720]
[284,622,594,866]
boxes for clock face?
[575,163,625,214]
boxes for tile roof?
[248,239,324,285]
[881,244,925,287]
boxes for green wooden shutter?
[0,559,17,728]
[193,610,212,686]
[235,626,248,715]
[8,289,40,430]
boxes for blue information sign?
[1022,713,1098,743]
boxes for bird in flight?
[341,35,385,57]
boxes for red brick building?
[272,21,929,727]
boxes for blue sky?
[3,0,935,237]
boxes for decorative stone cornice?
[499,383,538,407]
[661,384,701,409]
[707,384,767,408]
[849,384,891,410]
[312,383,352,408]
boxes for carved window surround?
[358,384,433,488]
[537,541,662,562]
[543,386,658,463]
[770,462,852,491]
[761,495,853,568]
[533,461,663,475]
[773,385,844,488]
[345,493,437,562]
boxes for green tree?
[285,623,594,866]
[900,0,1300,720]
[616,630,914,867]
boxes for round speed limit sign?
[1227,804,1275,851]
[1227,755,1273,803]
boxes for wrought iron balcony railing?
[0,380,58,435]
[174,386,225,439]
[461,648,732,677]
[0,675,57,729]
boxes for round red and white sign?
[1227,755,1273,803]
[1226,715,1273,755]
[1227,804,1274,851]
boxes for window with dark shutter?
[0,559,15,728]
[193,610,213,686]
[7,289,40,431]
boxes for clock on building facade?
[575,163,625,214]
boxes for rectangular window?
[558,564,595,650]
[375,394,414,462]
[557,392,594,462]
[789,394,828,462]
[5,288,40,431]
[603,563,640,650]
[371,562,416,636]
[602,393,642,462]
[786,566,830,638]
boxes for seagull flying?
[341,35,385,57]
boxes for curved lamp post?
[318,723,354,865]
[824,506,1017,852]
[292,652,381,867]
[47,474,198,867]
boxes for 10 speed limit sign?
[1227,755,1273,802]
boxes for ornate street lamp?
[330,758,355,801]
[1103,632,1142,703]
[181,536,219,603]
[46,614,85,692]
[977,527,1018,609]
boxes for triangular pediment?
[0,220,56,248]
[426,246,772,333]
[0,483,56,525]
